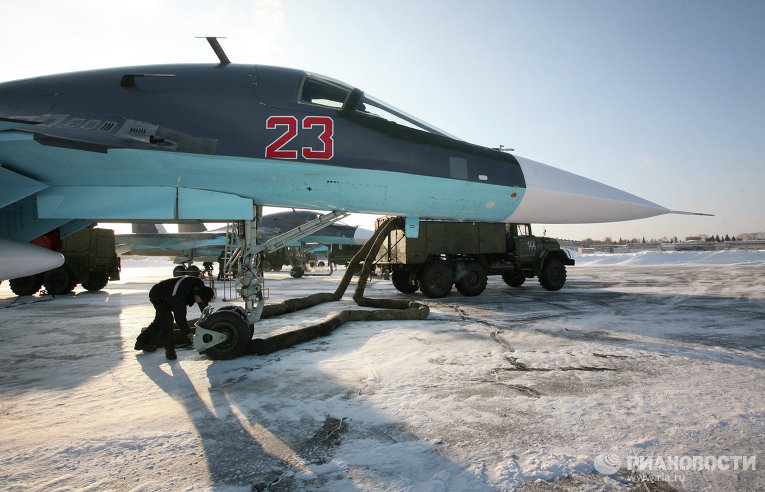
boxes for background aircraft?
[115,210,372,276]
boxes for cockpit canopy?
[298,73,458,140]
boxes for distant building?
[675,241,716,251]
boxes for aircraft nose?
[508,156,670,223]
[353,226,374,245]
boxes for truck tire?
[455,262,487,296]
[419,263,453,298]
[392,268,418,294]
[539,257,566,291]
[199,309,253,360]
[44,265,77,295]
[502,271,526,287]
[9,274,44,296]
[82,272,109,291]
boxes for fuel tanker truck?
[375,219,574,298]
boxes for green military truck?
[376,219,574,298]
[9,227,121,296]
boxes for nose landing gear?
[193,306,253,359]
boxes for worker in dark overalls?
[134,276,215,360]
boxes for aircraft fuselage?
[0,64,531,232]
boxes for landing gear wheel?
[455,262,487,296]
[539,257,566,291]
[173,265,185,277]
[290,267,305,278]
[419,263,453,298]
[198,310,253,360]
[502,271,526,287]
[187,265,201,277]
[44,265,77,295]
[9,274,44,296]
[82,272,109,291]
[392,268,418,294]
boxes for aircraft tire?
[199,309,252,360]
[9,274,44,296]
[539,258,566,291]
[43,265,77,295]
[290,267,304,278]
[419,263,453,298]
[173,266,185,277]
[502,271,526,287]
[392,268,418,294]
[455,262,487,296]
[187,265,201,277]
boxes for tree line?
[576,233,755,246]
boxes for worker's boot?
[134,335,156,352]
[165,347,177,360]
[134,342,156,352]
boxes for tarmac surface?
[1,260,763,490]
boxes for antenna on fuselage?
[197,36,230,64]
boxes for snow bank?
[570,249,765,266]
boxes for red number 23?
[265,116,334,160]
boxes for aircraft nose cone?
[353,226,374,245]
[508,156,670,223]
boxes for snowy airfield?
[1,250,764,491]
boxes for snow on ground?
[1,251,763,491]
[571,248,765,267]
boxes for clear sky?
[2,0,763,240]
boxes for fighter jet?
[0,39,710,359]
[0,38,704,284]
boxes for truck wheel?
[455,262,487,296]
[82,272,109,291]
[419,263,453,298]
[44,265,77,295]
[9,274,44,296]
[199,309,252,360]
[392,269,418,294]
[502,271,526,287]
[290,267,305,278]
[539,258,566,291]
